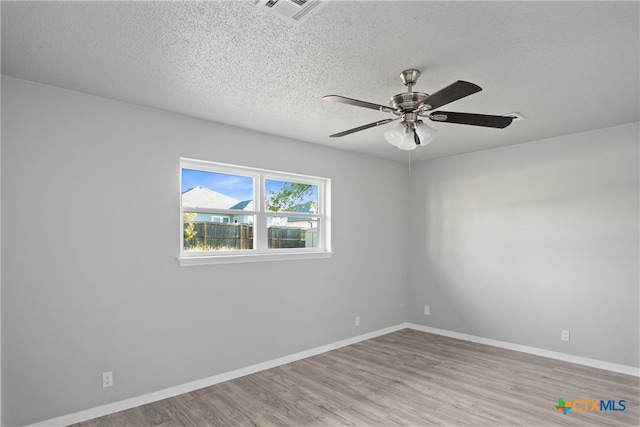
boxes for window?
[179,158,331,265]
[211,216,230,223]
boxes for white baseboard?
[28,323,406,427]
[407,323,640,377]
[29,322,638,426]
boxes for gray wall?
[2,76,639,426]
[1,77,409,426]
[407,122,639,368]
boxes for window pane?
[267,216,320,249]
[184,211,254,251]
[182,169,254,210]
[265,179,318,213]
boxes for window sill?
[178,250,333,266]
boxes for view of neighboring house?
[182,186,319,249]
[284,200,318,228]
[181,186,253,224]
[182,186,318,228]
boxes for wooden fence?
[268,226,306,249]
[184,222,309,250]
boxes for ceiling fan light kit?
[324,69,514,150]
[414,121,438,146]
[384,120,438,151]
[384,122,405,147]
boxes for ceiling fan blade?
[428,111,514,128]
[422,81,482,110]
[329,118,398,137]
[323,95,395,113]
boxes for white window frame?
[179,158,332,266]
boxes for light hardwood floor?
[71,329,639,426]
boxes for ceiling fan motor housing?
[390,92,431,118]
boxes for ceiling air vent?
[254,0,327,25]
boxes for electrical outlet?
[561,329,570,342]
[102,371,113,388]
[355,316,360,327]
[424,305,430,316]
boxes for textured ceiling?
[2,1,639,163]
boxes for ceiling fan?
[323,69,514,150]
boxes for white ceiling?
[2,1,639,163]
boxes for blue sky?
[182,169,317,203]
[182,169,253,200]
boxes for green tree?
[266,183,313,212]
[183,212,198,241]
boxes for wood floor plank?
[69,329,639,426]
